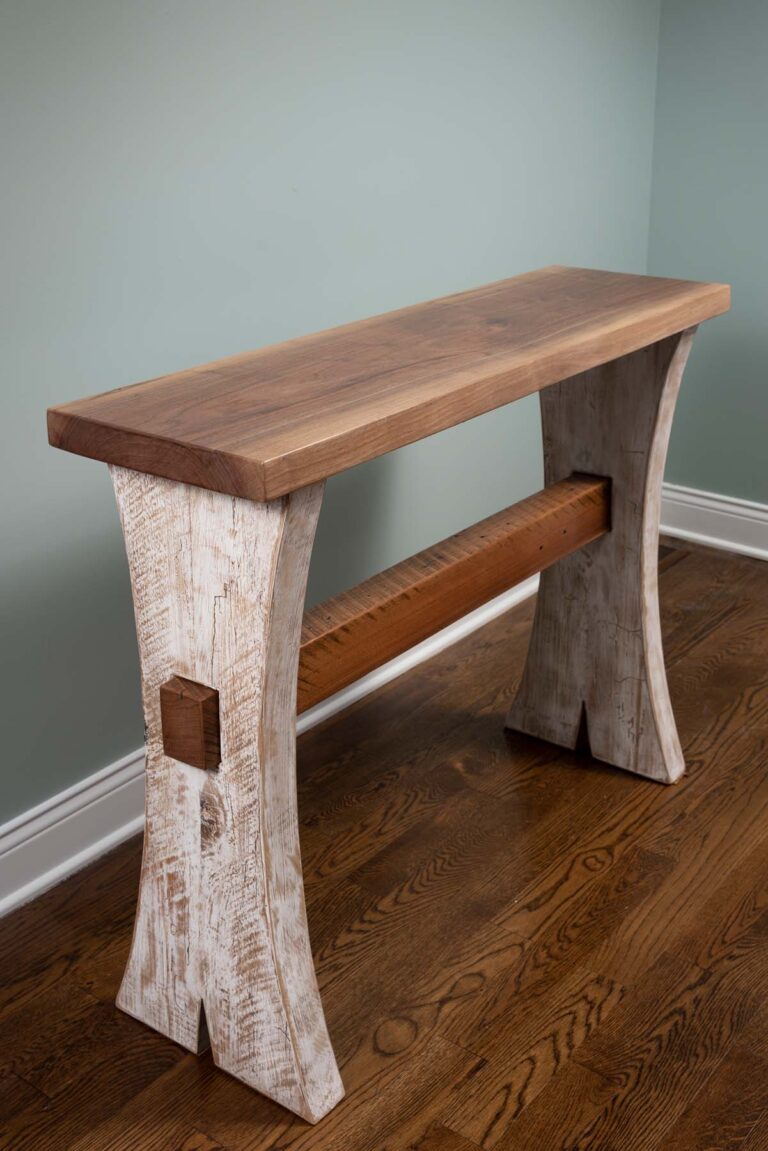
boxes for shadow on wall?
[306,397,544,609]
[2,529,142,823]
[308,455,394,608]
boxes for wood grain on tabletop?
[47,266,729,499]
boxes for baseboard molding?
[661,482,768,560]
[0,750,146,918]
[0,576,540,917]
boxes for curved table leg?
[111,466,343,1123]
[507,329,696,784]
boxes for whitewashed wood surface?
[508,329,696,783]
[110,466,343,1123]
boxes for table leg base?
[507,330,696,784]
[111,467,343,1123]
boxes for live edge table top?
[47,265,730,501]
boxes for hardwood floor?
[1,539,766,1150]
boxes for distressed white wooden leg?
[110,466,344,1123]
[507,330,696,784]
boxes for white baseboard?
[0,750,146,918]
[3,481,765,919]
[0,576,539,917]
[661,482,768,560]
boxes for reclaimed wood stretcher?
[47,265,730,1122]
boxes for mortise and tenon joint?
[159,675,221,770]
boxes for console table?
[47,265,729,1123]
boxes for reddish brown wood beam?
[298,473,610,713]
[160,675,221,770]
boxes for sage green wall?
[1,0,661,821]
[648,0,768,502]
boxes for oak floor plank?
[409,1125,481,1151]
[454,846,674,1047]
[309,771,637,1062]
[489,1060,616,1151]
[665,833,768,973]
[240,1035,481,1151]
[570,955,763,1151]
[176,1134,226,1151]
[0,837,143,1018]
[744,1117,768,1151]
[0,981,183,1099]
[590,735,768,983]
[551,853,768,1151]
[0,980,186,1150]
[328,919,521,1089]
[440,967,623,1148]
[492,833,768,1150]
[0,1069,49,1130]
[659,1013,768,1151]
[59,1056,284,1151]
[301,758,471,895]
[97,1125,226,1151]
[657,546,768,668]
[69,929,135,1004]
[494,946,764,1151]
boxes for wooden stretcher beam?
[297,473,610,713]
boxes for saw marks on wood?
[508,330,696,782]
[0,540,767,1149]
[109,466,342,1122]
